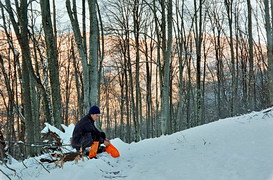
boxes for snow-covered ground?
[1,108,273,180]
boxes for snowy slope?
[1,108,273,180]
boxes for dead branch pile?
[40,130,84,168]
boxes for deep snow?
[1,108,273,180]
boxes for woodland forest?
[0,0,273,159]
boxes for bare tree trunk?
[125,54,131,142]
[0,55,16,157]
[64,44,72,125]
[264,0,273,105]
[40,0,62,128]
[0,4,22,158]
[82,0,87,58]
[186,39,194,128]
[106,88,110,136]
[143,20,153,138]
[224,0,236,116]
[114,109,117,138]
[247,0,255,111]
[153,0,162,137]
[202,35,208,123]
[194,0,204,126]
[174,0,185,131]
[52,0,57,49]
[118,66,125,140]
[161,0,172,134]
[5,0,36,156]
[234,4,240,114]
[209,8,227,119]
[66,0,90,113]
[97,1,105,129]
[30,74,41,155]
[149,26,155,137]
[127,42,137,140]
[29,3,52,125]
[88,0,99,106]
[71,39,83,120]
[133,0,141,141]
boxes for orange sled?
[105,144,120,158]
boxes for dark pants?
[72,133,93,151]
[72,132,106,151]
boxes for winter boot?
[89,141,99,159]
[97,145,106,154]
[105,144,120,158]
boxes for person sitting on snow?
[71,105,120,159]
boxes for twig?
[0,139,72,148]
[0,168,11,180]
[176,138,183,143]
[4,163,16,175]
[33,158,50,173]
[21,160,27,168]
[202,138,207,145]
[263,108,272,114]
[263,108,273,119]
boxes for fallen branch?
[34,157,50,173]
[22,160,27,168]
[263,108,272,113]
[4,163,16,176]
[0,169,11,180]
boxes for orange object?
[89,141,99,159]
[105,144,120,158]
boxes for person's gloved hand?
[104,139,111,147]
[105,143,120,158]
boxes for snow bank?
[1,108,273,180]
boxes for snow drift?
[1,108,273,180]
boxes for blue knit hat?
[89,106,100,114]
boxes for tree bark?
[66,0,90,113]
[133,0,141,141]
[40,0,62,128]
[5,0,37,156]
[88,0,99,106]
[194,0,203,126]
[161,0,172,134]
[247,0,255,110]
[224,0,236,116]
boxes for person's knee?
[100,132,106,139]
[72,143,82,151]
[85,139,93,147]
[81,133,93,148]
